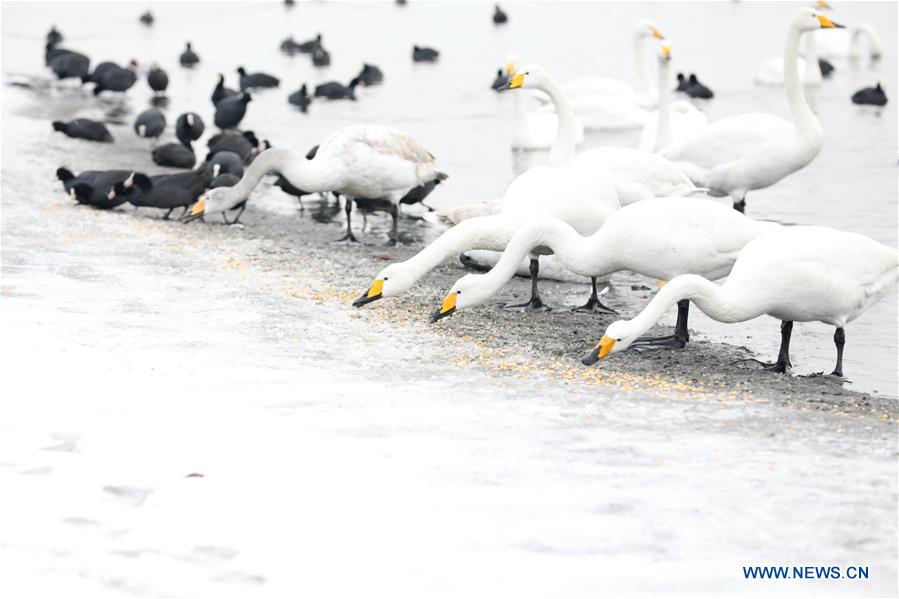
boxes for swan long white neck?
[468,219,614,305]
[624,274,764,339]
[654,56,673,152]
[850,24,883,59]
[803,31,822,85]
[218,148,339,209]
[634,33,655,98]
[398,215,518,285]
[537,73,578,165]
[783,27,822,140]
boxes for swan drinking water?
[582,226,898,379]
[431,199,781,350]
[662,8,843,213]
[188,125,446,243]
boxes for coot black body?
[92,63,138,95]
[205,151,244,177]
[412,45,439,62]
[46,45,90,80]
[127,169,211,217]
[675,72,689,92]
[57,167,150,209]
[237,67,280,91]
[207,130,261,163]
[180,42,200,67]
[134,109,166,139]
[214,93,253,129]
[139,11,154,26]
[818,59,835,78]
[288,83,312,111]
[493,4,508,24]
[212,74,239,105]
[685,73,713,99]
[311,46,331,67]
[176,112,205,145]
[152,141,196,169]
[210,173,240,188]
[851,82,887,106]
[147,65,169,93]
[293,34,322,53]
[52,119,113,143]
[314,77,360,101]
[357,63,384,86]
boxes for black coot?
[212,74,239,105]
[127,170,211,219]
[57,167,151,209]
[134,109,166,139]
[46,44,90,80]
[818,58,835,78]
[52,119,113,142]
[180,42,200,67]
[357,63,383,86]
[685,73,713,99]
[312,46,331,67]
[46,26,63,46]
[288,83,312,111]
[237,67,280,91]
[293,34,322,53]
[851,82,887,106]
[176,112,205,145]
[675,72,689,92]
[92,61,138,95]
[214,93,253,129]
[314,77,360,101]
[412,45,439,62]
[207,130,260,162]
[139,11,154,26]
[152,141,196,169]
[147,65,168,93]
[493,4,508,24]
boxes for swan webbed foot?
[505,296,551,313]
[333,232,361,244]
[730,357,792,375]
[733,199,746,213]
[798,371,849,383]
[572,294,617,315]
[630,334,688,350]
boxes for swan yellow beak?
[353,278,384,307]
[651,26,664,40]
[817,0,832,10]
[191,196,206,216]
[817,14,844,28]
[661,44,671,59]
[429,291,457,323]
[508,73,525,89]
[581,336,616,366]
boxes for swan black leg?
[573,277,617,314]
[387,203,399,246]
[631,300,690,349]
[335,198,360,243]
[506,258,550,312]
[733,200,746,213]
[831,327,845,377]
[230,204,246,225]
[732,320,793,374]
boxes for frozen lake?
[1,1,897,596]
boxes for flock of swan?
[49,4,896,383]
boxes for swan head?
[184,186,236,222]
[658,42,672,64]
[795,7,844,31]
[635,19,664,40]
[581,320,638,365]
[352,263,416,307]
[498,63,551,91]
[429,273,492,322]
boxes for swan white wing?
[573,147,695,205]
[729,227,899,324]
[662,113,794,170]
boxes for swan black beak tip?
[429,307,454,323]
[352,291,381,307]
[581,349,601,366]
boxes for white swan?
[637,43,708,152]
[815,22,883,60]
[354,63,699,310]
[755,31,823,86]
[583,226,898,379]
[662,8,842,212]
[432,199,781,337]
[558,19,664,107]
[353,164,620,310]
[512,65,699,205]
[188,125,446,242]
[509,61,585,154]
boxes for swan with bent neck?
[431,198,781,346]
[354,64,698,310]
[583,226,898,379]
[188,125,446,242]
[663,8,842,213]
